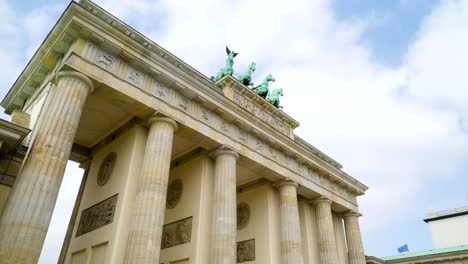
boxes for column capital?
[210,145,239,160]
[343,210,362,218]
[147,116,178,132]
[311,196,332,206]
[274,178,299,189]
[55,70,94,93]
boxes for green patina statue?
[211,46,238,82]
[266,88,284,109]
[252,74,275,98]
[237,62,256,86]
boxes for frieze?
[232,92,290,136]
[237,239,255,263]
[82,42,357,205]
[76,194,118,236]
[161,217,192,249]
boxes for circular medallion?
[97,152,116,186]
[166,179,183,208]
[237,202,250,230]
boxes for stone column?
[0,71,94,263]
[124,117,178,264]
[313,197,339,264]
[277,180,304,264]
[209,148,238,264]
[344,211,366,264]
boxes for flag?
[397,244,409,253]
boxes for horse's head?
[277,88,284,96]
[226,46,238,60]
[248,62,257,72]
[266,74,275,83]
[272,88,284,96]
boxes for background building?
[424,206,468,249]
[367,206,468,263]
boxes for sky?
[0,0,467,262]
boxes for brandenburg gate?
[0,1,368,263]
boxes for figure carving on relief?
[179,97,188,111]
[166,179,183,209]
[154,83,167,98]
[269,147,278,159]
[128,71,141,84]
[161,229,172,249]
[202,110,210,121]
[239,130,247,142]
[176,221,190,243]
[237,240,255,262]
[220,120,229,132]
[96,54,115,69]
[97,152,116,186]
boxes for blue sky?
[1,0,467,263]
[333,0,439,66]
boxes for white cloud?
[404,0,468,129]
[0,0,465,262]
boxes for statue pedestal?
[216,75,299,139]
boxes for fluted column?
[344,211,366,264]
[277,180,304,264]
[0,71,94,263]
[313,197,339,264]
[209,148,238,264]
[124,117,178,264]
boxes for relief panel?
[237,239,255,263]
[161,217,192,249]
[76,194,118,236]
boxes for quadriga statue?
[252,74,275,98]
[237,62,256,86]
[266,88,284,109]
[211,46,238,82]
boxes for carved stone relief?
[237,239,255,263]
[233,92,290,135]
[178,95,189,111]
[161,217,192,249]
[126,69,142,86]
[97,152,116,186]
[166,179,183,209]
[152,81,168,98]
[76,194,118,237]
[96,54,115,70]
[238,130,247,143]
[237,203,250,230]
[201,109,210,121]
[221,120,230,133]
